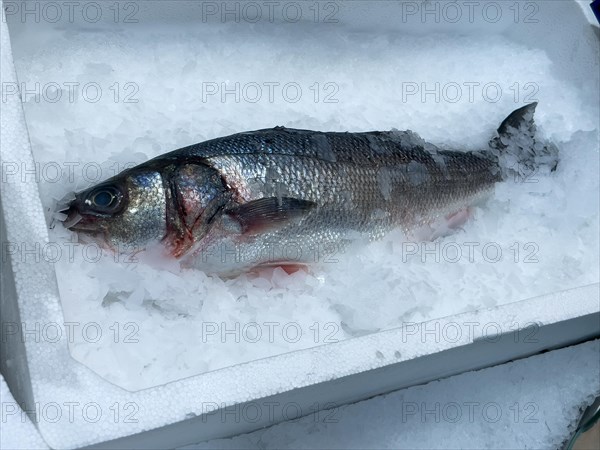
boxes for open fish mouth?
[63,210,103,232]
[51,192,101,232]
[50,192,76,229]
[63,213,86,230]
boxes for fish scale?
[152,130,500,272]
[162,129,498,227]
[60,103,558,274]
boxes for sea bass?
[58,103,558,274]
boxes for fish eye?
[93,191,114,207]
[86,186,122,212]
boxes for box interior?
[1,1,599,448]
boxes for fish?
[57,102,558,275]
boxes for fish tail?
[488,102,559,180]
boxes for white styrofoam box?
[1,1,599,448]
[0,373,49,450]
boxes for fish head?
[61,169,167,251]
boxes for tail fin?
[489,102,559,180]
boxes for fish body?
[60,103,557,274]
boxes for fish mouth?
[51,192,115,252]
[62,209,103,233]
[52,193,103,233]
[57,206,111,249]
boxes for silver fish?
[59,103,558,274]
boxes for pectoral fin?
[224,197,316,235]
